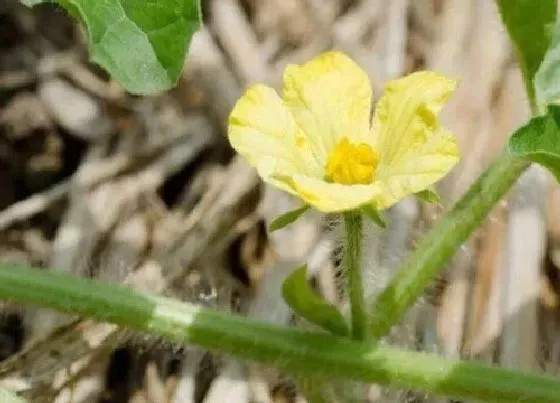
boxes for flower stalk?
[343,211,368,340]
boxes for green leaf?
[508,105,560,181]
[282,265,350,336]
[22,0,202,95]
[415,188,441,205]
[496,0,556,108]
[535,16,560,109]
[360,205,387,228]
[269,205,309,232]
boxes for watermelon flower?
[228,51,459,213]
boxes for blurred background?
[0,0,557,402]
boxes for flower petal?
[373,127,459,210]
[283,51,373,158]
[372,71,458,168]
[228,84,323,187]
[277,174,383,213]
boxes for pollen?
[325,137,378,185]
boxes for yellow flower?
[228,51,460,213]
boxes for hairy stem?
[0,264,559,402]
[369,152,529,340]
[343,211,367,340]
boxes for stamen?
[325,137,378,185]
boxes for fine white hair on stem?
[360,217,386,305]
[324,212,385,324]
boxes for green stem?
[370,152,529,341]
[343,211,367,340]
[1,264,559,402]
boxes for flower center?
[324,137,378,185]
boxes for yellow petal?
[228,84,323,189]
[372,71,458,168]
[373,128,459,210]
[282,51,373,158]
[277,174,383,213]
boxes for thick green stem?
[343,211,367,340]
[370,152,529,341]
[1,264,559,402]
